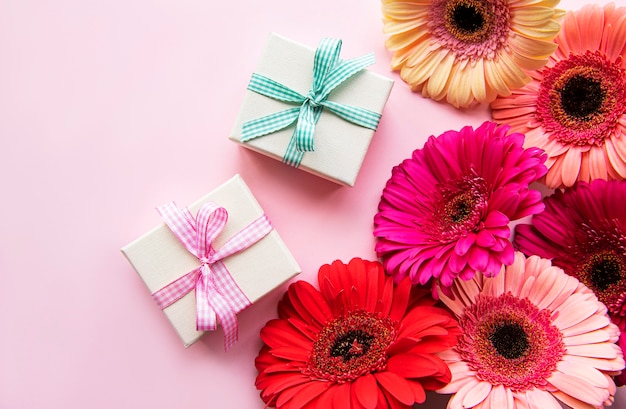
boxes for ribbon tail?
[196,269,217,332]
[321,100,381,130]
[241,107,301,142]
[293,103,323,152]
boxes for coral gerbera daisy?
[374,121,547,297]
[255,258,461,409]
[381,0,563,108]
[491,3,626,188]
[515,179,626,386]
[437,252,624,409]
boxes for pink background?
[1,0,624,407]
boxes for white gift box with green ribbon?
[230,33,394,187]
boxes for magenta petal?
[468,246,489,271]
[476,229,496,247]
[484,211,510,228]
[455,234,476,256]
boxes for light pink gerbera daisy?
[514,179,626,387]
[437,252,624,409]
[491,3,626,188]
[374,121,546,297]
[382,0,563,108]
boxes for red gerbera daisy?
[255,258,461,409]
[374,121,547,297]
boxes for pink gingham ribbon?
[152,201,273,350]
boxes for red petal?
[353,373,378,409]
[389,277,412,322]
[396,306,453,339]
[261,373,311,397]
[290,281,333,326]
[380,277,394,316]
[350,383,366,409]
[387,353,449,379]
[408,380,426,403]
[269,346,310,362]
[260,319,314,349]
[332,382,351,409]
[283,381,330,408]
[374,371,415,405]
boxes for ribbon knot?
[151,201,273,350]
[304,90,323,108]
[241,37,382,167]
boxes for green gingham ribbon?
[241,38,381,167]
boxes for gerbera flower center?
[430,0,510,61]
[536,51,626,146]
[445,0,490,42]
[560,74,605,119]
[432,174,487,239]
[573,248,626,314]
[307,310,397,382]
[330,330,373,361]
[446,192,475,223]
[488,322,529,359]
[590,254,622,291]
[457,292,565,392]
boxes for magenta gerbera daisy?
[515,179,626,385]
[491,3,626,188]
[437,252,624,408]
[373,121,547,296]
[255,258,461,409]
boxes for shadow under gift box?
[121,174,301,347]
[230,33,394,187]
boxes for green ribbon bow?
[241,38,382,167]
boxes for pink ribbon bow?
[152,201,273,350]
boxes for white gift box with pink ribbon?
[121,174,300,348]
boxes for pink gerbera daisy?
[491,3,626,188]
[374,121,546,296]
[437,252,624,408]
[255,258,461,409]
[515,179,626,386]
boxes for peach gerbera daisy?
[382,0,563,108]
[436,252,624,408]
[491,3,626,188]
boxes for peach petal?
[461,380,492,408]
[547,370,609,406]
[561,147,582,187]
[524,388,562,409]
[555,360,610,388]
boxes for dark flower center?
[489,322,529,359]
[559,74,605,119]
[457,293,565,392]
[586,252,623,292]
[330,330,373,361]
[432,174,487,240]
[447,194,474,223]
[307,310,397,382]
[444,0,493,43]
[537,51,626,146]
[452,3,484,33]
